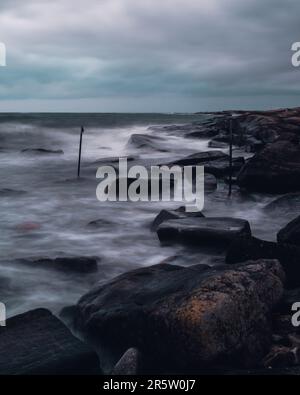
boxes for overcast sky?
[0,0,300,112]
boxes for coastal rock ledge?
[74,260,285,371]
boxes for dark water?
[0,113,292,317]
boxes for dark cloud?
[0,0,300,111]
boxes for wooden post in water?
[228,118,233,196]
[77,126,84,178]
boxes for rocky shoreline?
[2,107,300,375]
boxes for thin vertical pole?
[228,118,233,196]
[77,126,84,178]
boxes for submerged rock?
[264,193,300,214]
[277,216,300,247]
[208,140,228,149]
[74,260,284,371]
[0,189,26,197]
[87,219,113,228]
[21,148,64,155]
[18,256,98,273]
[157,217,251,245]
[237,141,300,193]
[0,309,100,375]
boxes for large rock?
[237,141,300,193]
[74,261,284,370]
[0,309,100,375]
[151,207,204,232]
[157,217,251,245]
[127,134,167,152]
[277,216,300,246]
[226,235,300,288]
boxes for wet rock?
[203,173,217,192]
[92,155,136,166]
[18,256,98,273]
[169,151,227,167]
[151,207,204,232]
[127,134,168,152]
[205,157,245,178]
[21,148,64,155]
[264,193,300,214]
[157,217,251,246]
[75,260,284,370]
[208,132,246,148]
[0,188,26,196]
[277,215,300,246]
[185,128,219,139]
[237,141,300,193]
[277,132,299,144]
[208,140,228,149]
[226,235,300,288]
[263,345,300,368]
[244,137,264,153]
[111,348,142,375]
[0,308,100,375]
[59,305,80,329]
[87,219,113,228]
[166,151,244,178]
[150,122,220,139]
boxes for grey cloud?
[0,0,300,111]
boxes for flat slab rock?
[75,260,284,370]
[151,207,204,232]
[0,309,100,375]
[157,217,251,245]
[169,151,227,166]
